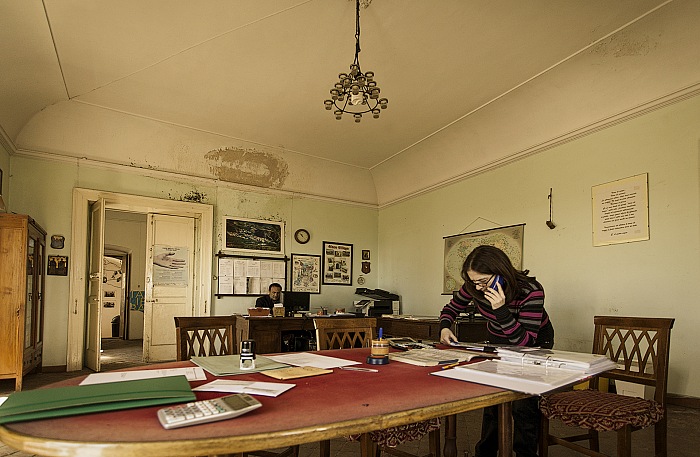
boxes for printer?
[353,288,400,316]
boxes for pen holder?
[368,339,390,365]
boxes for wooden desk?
[0,348,527,457]
[235,315,360,354]
[377,316,489,343]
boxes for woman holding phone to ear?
[439,245,554,457]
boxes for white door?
[85,198,105,371]
[143,214,196,362]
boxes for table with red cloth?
[0,348,527,457]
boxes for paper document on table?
[191,355,289,376]
[79,367,207,385]
[260,366,333,380]
[266,352,360,369]
[193,379,295,397]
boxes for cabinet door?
[24,237,34,350]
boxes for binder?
[0,375,195,424]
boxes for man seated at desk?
[256,283,282,310]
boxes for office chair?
[174,316,299,457]
[313,318,441,457]
[539,316,674,457]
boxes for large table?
[0,348,527,457]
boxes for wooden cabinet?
[0,214,46,391]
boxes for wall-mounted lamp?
[546,188,556,229]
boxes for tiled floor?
[2,339,699,456]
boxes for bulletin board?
[215,252,287,297]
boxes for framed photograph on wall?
[322,241,353,286]
[290,253,321,293]
[223,216,285,256]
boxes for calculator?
[157,393,262,429]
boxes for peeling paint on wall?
[590,31,656,57]
[205,147,289,188]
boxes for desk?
[235,315,360,353]
[377,316,489,343]
[0,348,527,457]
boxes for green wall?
[378,95,700,397]
[8,158,378,368]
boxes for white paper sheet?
[266,353,360,369]
[193,379,295,397]
[78,367,207,385]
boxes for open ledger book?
[388,348,490,366]
[432,349,617,395]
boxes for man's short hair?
[269,282,282,291]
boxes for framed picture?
[322,241,353,286]
[290,253,321,293]
[223,216,285,256]
[442,224,525,294]
[47,255,69,276]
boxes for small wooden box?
[272,306,285,317]
[248,307,270,317]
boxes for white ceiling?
[1,0,698,205]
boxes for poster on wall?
[153,245,189,286]
[223,217,285,256]
[592,173,649,247]
[322,242,353,286]
[443,224,525,294]
[291,253,321,293]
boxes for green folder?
[0,375,195,424]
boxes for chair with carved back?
[313,317,441,457]
[174,316,299,457]
[539,316,674,457]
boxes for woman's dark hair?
[460,245,529,302]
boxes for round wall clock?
[294,228,310,244]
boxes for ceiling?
[1,0,697,205]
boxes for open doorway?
[67,188,213,372]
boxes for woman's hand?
[483,282,506,309]
[440,328,458,345]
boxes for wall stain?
[205,147,289,188]
[590,31,656,57]
[166,190,208,203]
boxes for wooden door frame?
[67,188,213,371]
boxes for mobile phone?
[489,275,504,291]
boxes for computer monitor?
[282,291,310,313]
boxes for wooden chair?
[313,318,441,457]
[539,316,674,457]
[174,316,299,457]
[175,316,237,360]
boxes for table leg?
[360,432,377,457]
[444,414,457,457]
[497,402,513,457]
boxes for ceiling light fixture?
[323,0,388,122]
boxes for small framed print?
[48,255,69,276]
[361,250,370,260]
[322,241,353,286]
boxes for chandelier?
[323,0,389,122]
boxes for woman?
[439,245,554,457]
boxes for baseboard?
[41,365,68,373]
[668,393,700,410]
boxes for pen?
[340,366,379,372]
[437,359,459,365]
[440,362,460,370]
